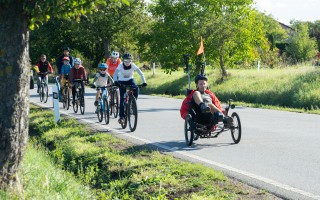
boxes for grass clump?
[22,105,278,199]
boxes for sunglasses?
[123,60,131,64]
[99,69,106,71]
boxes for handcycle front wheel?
[230,112,241,144]
[184,114,195,146]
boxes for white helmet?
[111,51,119,58]
[74,58,81,65]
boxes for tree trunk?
[219,43,228,78]
[0,2,30,188]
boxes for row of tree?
[29,0,320,78]
[0,0,319,188]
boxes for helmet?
[63,47,70,52]
[74,58,81,65]
[111,51,119,58]
[98,63,108,69]
[194,74,208,84]
[62,56,70,61]
[122,53,132,60]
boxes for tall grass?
[0,140,95,200]
[141,66,320,113]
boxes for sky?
[254,0,320,25]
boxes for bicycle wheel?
[104,98,110,124]
[97,102,103,122]
[39,84,44,102]
[230,112,241,144]
[109,91,114,116]
[66,88,70,110]
[185,114,195,146]
[113,89,119,118]
[120,103,127,129]
[128,97,138,132]
[73,91,78,113]
[43,83,49,103]
[79,89,85,115]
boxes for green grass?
[3,105,278,199]
[140,65,320,114]
[0,139,95,200]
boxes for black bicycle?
[61,75,71,110]
[118,84,145,132]
[108,86,119,118]
[72,79,85,115]
[38,72,49,103]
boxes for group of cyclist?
[34,47,147,124]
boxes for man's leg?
[192,91,210,113]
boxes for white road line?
[30,101,320,200]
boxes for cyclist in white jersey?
[113,53,147,123]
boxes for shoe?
[223,117,234,128]
[200,103,210,113]
[94,100,98,106]
[118,117,124,124]
[95,108,99,114]
[37,88,40,93]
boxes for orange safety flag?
[196,36,204,55]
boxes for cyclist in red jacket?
[180,74,233,127]
[69,58,87,104]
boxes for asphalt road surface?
[29,85,320,200]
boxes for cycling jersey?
[93,72,114,87]
[36,61,53,73]
[69,65,87,81]
[106,58,121,76]
[113,63,146,83]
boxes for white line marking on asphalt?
[31,101,320,200]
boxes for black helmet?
[122,53,132,60]
[194,74,208,84]
[63,47,70,52]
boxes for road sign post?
[52,85,60,123]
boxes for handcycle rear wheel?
[184,114,195,146]
[230,112,241,144]
[128,97,138,132]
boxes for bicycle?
[108,86,119,118]
[38,72,49,103]
[72,79,85,115]
[60,75,71,110]
[95,86,110,124]
[118,84,145,132]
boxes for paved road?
[29,85,320,200]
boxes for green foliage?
[286,22,318,63]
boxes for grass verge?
[1,105,281,199]
[140,66,320,114]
